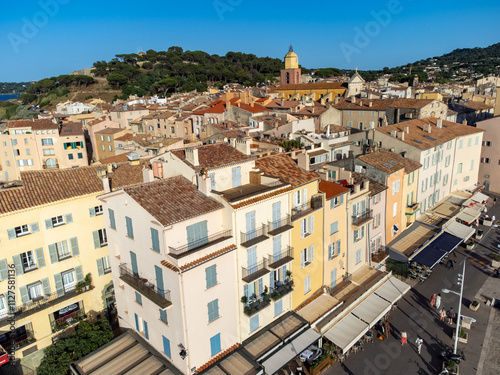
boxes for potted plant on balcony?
[241,296,248,305]
[286,270,292,281]
[84,273,92,290]
[75,283,84,293]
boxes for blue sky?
[0,0,499,82]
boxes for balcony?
[242,258,270,283]
[270,279,294,300]
[291,195,323,221]
[243,295,271,317]
[0,281,93,329]
[119,264,172,308]
[168,230,232,259]
[352,209,373,227]
[371,247,389,264]
[50,308,86,333]
[267,215,294,236]
[405,202,420,215]
[268,246,294,269]
[240,224,268,248]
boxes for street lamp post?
[442,260,466,355]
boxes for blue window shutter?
[330,199,335,209]
[272,202,281,227]
[208,173,215,190]
[75,266,84,283]
[134,313,139,331]
[30,222,39,233]
[89,207,96,217]
[97,258,104,276]
[126,216,134,238]
[340,195,344,205]
[186,221,208,250]
[328,244,333,259]
[35,248,45,268]
[45,219,53,230]
[7,229,16,240]
[232,166,241,188]
[48,244,58,263]
[206,265,217,289]
[160,309,168,324]
[41,278,51,296]
[135,292,142,304]
[245,211,256,238]
[210,334,221,356]
[70,237,79,256]
[0,260,8,281]
[130,251,138,275]
[92,231,100,249]
[273,235,281,258]
[282,265,287,281]
[258,278,263,297]
[108,209,116,229]
[247,247,257,272]
[12,254,23,275]
[19,286,29,305]
[151,228,160,252]
[162,336,171,357]
[250,314,259,332]
[244,284,249,299]
[65,213,73,224]
[337,239,341,255]
[269,271,274,291]
[331,268,337,288]
[274,299,283,316]
[155,266,164,297]
[54,274,64,297]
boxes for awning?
[456,207,481,224]
[411,232,463,268]
[471,191,489,204]
[324,313,368,354]
[445,221,475,241]
[351,293,391,328]
[262,328,320,375]
[374,277,411,303]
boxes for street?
[326,195,500,375]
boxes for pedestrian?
[447,307,454,324]
[440,308,446,321]
[492,215,496,223]
[494,197,497,205]
[435,293,441,309]
[430,294,436,307]
[415,336,423,354]
[401,331,407,345]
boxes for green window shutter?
[48,244,58,263]
[41,278,51,296]
[89,207,96,217]
[96,258,104,276]
[92,231,100,249]
[126,216,134,238]
[155,266,164,297]
[75,266,84,284]
[19,286,29,305]
[70,237,79,256]
[135,292,142,304]
[65,213,73,224]
[130,251,138,275]
[108,209,116,229]
[0,259,8,281]
[151,228,160,252]
[12,254,23,275]
[30,222,39,233]
[35,248,45,268]
[144,320,149,340]
[7,229,16,240]
[45,219,53,229]
[160,309,168,324]
[54,274,64,297]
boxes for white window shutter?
[310,215,314,234]
[311,245,314,262]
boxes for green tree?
[107,73,129,87]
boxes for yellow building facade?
[402,167,421,228]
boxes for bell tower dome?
[281,45,301,85]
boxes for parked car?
[299,345,322,363]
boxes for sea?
[0,94,20,101]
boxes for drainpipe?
[346,199,350,277]
[178,271,192,374]
[367,195,372,267]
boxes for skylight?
[424,135,437,141]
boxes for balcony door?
[186,221,208,250]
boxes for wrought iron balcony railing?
[168,230,232,258]
[267,215,293,236]
[268,246,294,269]
[242,258,270,283]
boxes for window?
[100,135,104,142]
[464,176,470,182]
[208,173,215,190]
[43,148,55,155]
[393,202,398,217]
[274,299,283,316]
[61,270,76,292]
[27,282,42,301]
[106,136,111,142]
[108,209,116,229]
[125,216,134,238]
[21,251,37,272]
[468,138,472,147]
[108,145,112,152]
[135,291,142,305]
[475,136,479,145]
[210,334,221,357]
[459,140,463,149]
[162,336,171,358]
[330,195,343,209]
[371,111,375,117]
[336,239,341,255]
[301,245,314,268]
[11,139,17,146]
[52,216,65,227]
[328,243,335,260]
[445,155,451,167]
[454,179,458,185]
[151,228,160,252]
[68,153,74,160]
[15,224,30,237]
[348,110,352,116]
[89,205,103,217]
[300,216,314,238]
[443,174,449,186]
[77,153,83,159]
[407,191,414,207]
[392,179,400,194]
[25,148,30,155]
[170,126,175,133]
[304,275,311,295]
[93,229,108,248]
[347,121,352,128]
[232,166,241,188]
[457,163,463,174]
[41,138,53,146]
[407,171,415,185]
[206,265,217,289]
[208,299,219,322]
[355,249,362,264]
[481,157,491,163]
[330,222,338,235]
[97,256,111,275]
[160,309,168,324]
[55,240,71,260]
[470,160,475,171]
[354,227,365,242]
[482,140,492,147]
[101,145,105,151]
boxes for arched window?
[45,158,57,169]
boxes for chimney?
[196,172,210,195]
[142,167,154,183]
[423,123,431,133]
[185,147,199,166]
[297,152,310,171]
[230,138,237,149]
[399,131,405,141]
[225,101,231,109]
[106,163,113,174]
[249,169,262,184]
[390,130,397,137]
[368,101,373,107]
[436,118,443,128]
[334,96,341,104]
[462,119,467,125]
[235,139,251,156]
[281,99,284,107]
[351,96,356,104]
[359,100,363,107]
[404,126,409,134]
[102,177,111,193]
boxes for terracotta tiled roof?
[8,119,57,130]
[95,128,124,135]
[460,101,493,110]
[123,176,223,226]
[332,98,395,111]
[329,141,353,149]
[319,180,350,200]
[388,99,434,109]
[171,143,254,171]
[115,133,134,141]
[194,343,240,374]
[255,154,320,188]
[265,99,302,109]
[229,186,293,209]
[0,161,148,215]
[275,82,348,91]
[194,100,226,115]
[179,244,236,271]
[99,153,131,164]
[357,149,407,174]
[59,122,84,136]
[160,260,180,273]
[351,172,387,196]
[294,106,328,116]
[375,118,484,150]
